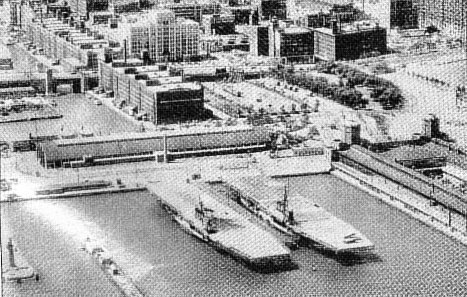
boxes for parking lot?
[0,94,139,143]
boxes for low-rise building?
[201,34,249,53]
[0,44,13,70]
[99,60,206,124]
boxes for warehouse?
[36,126,270,168]
[100,60,207,123]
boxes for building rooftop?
[147,82,202,93]
[62,57,87,67]
[0,86,35,93]
[380,143,450,161]
[52,125,260,147]
[72,39,108,45]
[0,72,46,81]
[281,26,312,34]
[314,21,384,35]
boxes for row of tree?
[280,72,368,109]
[318,62,405,109]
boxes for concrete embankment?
[256,154,331,178]
[332,163,467,246]
[0,114,63,124]
[1,186,147,203]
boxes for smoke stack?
[124,39,127,63]
[7,238,16,268]
[163,134,168,163]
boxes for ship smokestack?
[163,134,168,163]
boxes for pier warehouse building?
[36,126,270,168]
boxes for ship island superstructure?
[147,178,292,271]
[223,175,375,254]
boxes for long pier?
[333,162,467,246]
[1,184,147,203]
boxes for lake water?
[2,174,467,296]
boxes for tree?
[425,25,439,34]
[313,99,320,112]
[291,103,296,113]
[379,88,403,109]
[280,105,286,114]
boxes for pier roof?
[380,142,450,161]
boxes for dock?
[255,152,332,178]
[1,183,147,203]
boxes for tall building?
[202,13,236,35]
[390,0,418,29]
[102,10,200,62]
[67,0,109,18]
[237,23,269,56]
[300,4,363,29]
[10,0,21,27]
[314,20,387,61]
[417,0,466,40]
[224,5,259,25]
[260,0,287,20]
[274,26,314,64]
[162,3,221,23]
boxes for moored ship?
[150,180,293,272]
[82,238,145,297]
[225,175,375,254]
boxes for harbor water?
[2,174,467,296]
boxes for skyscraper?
[417,0,466,40]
